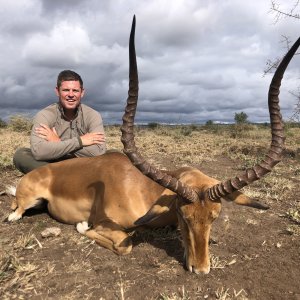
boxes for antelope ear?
[224,191,269,210]
[134,194,175,226]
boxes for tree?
[270,0,300,22]
[234,111,248,124]
[267,1,300,121]
[289,88,300,121]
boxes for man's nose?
[68,91,75,97]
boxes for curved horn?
[121,16,199,203]
[207,37,300,201]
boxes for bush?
[234,111,248,124]
[285,121,300,129]
[204,122,225,135]
[148,122,159,130]
[178,126,192,136]
[205,120,214,126]
[8,115,33,133]
[0,118,7,128]
[230,123,258,139]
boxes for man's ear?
[224,191,269,210]
[55,87,59,97]
[134,194,175,226]
[80,88,85,98]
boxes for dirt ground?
[0,154,299,300]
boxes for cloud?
[0,0,299,124]
[22,22,91,68]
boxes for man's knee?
[13,148,48,174]
[13,148,31,167]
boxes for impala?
[8,16,300,274]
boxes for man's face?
[55,80,85,111]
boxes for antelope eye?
[176,207,191,223]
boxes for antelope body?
[8,17,300,274]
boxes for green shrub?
[234,111,249,124]
[148,122,159,130]
[179,126,193,136]
[204,123,228,135]
[0,118,7,128]
[8,115,33,133]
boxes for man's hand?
[80,132,106,146]
[35,124,61,142]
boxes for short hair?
[57,70,83,89]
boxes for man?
[13,70,106,174]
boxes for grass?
[215,287,248,300]
[13,232,42,250]
[2,121,299,169]
[1,121,299,216]
[0,128,30,169]
[1,121,299,213]
[8,115,32,133]
[210,254,229,269]
[159,286,190,300]
[284,206,300,235]
[285,208,300,224]
[0,120,299,299]
[0,253,38,297]
[159,286,248,300]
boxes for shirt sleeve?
[75,110,107,157]
[30,110,83,161]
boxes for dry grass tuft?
[210,254,228,269]
[284,206,300,236]
[215,287,248,300]
[159,285,190,300]
[14,232,43,250]
[0,129,30,169]
[0,252,38,297]
[285,208,300,224]
[8,115,32,133]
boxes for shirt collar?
[57,102,81,121]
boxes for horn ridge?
[207,37,300,200]
[121,16,199,204]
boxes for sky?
[0,0,299,124]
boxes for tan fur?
[9,152,265,274]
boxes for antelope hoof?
[188,265,210,275]
[76,221,90,234]
[8,211,22,222]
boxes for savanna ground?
[0,120,299,299]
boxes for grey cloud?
[41,0,90,12]
[0,0,299,125]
